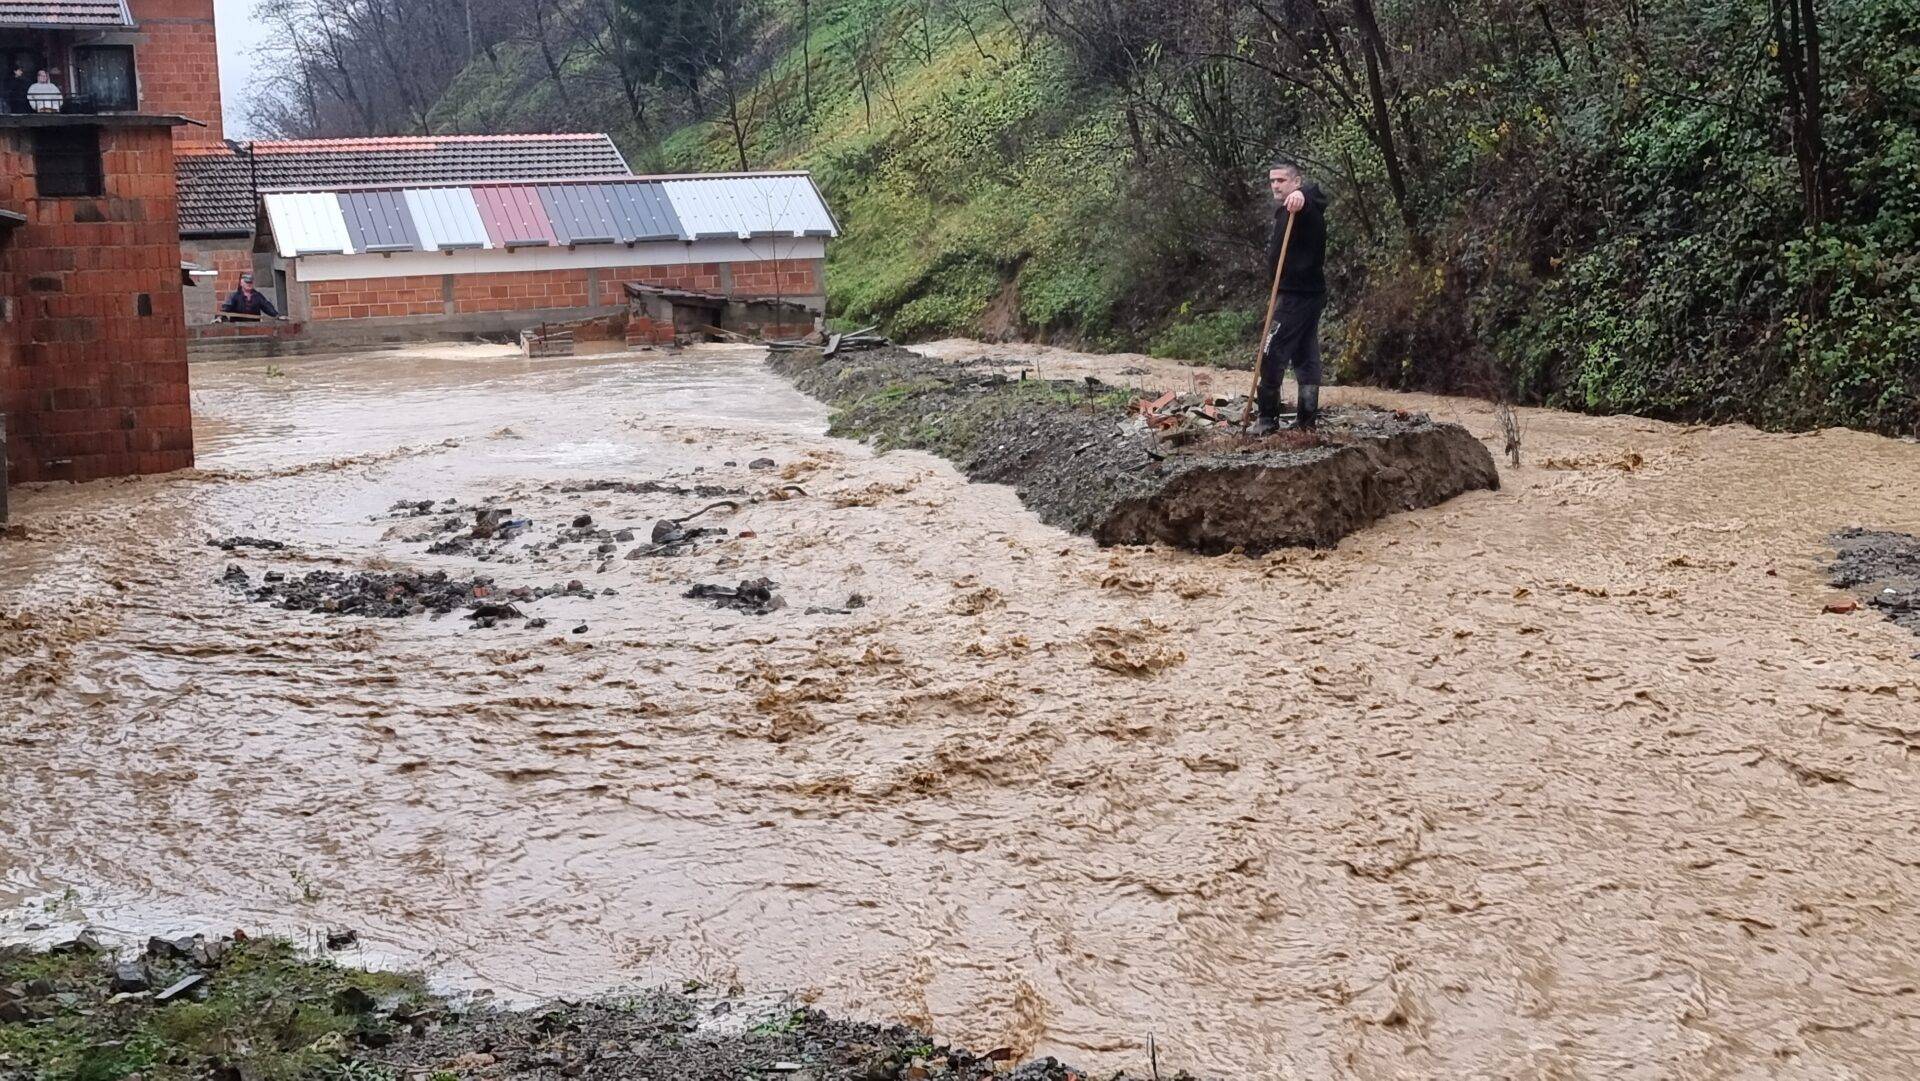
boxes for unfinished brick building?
[0,113,194,483]
[2,0,210,485]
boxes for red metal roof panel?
[472,186,555,248]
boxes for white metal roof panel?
[403,187,490,251]
[263,192,355,257]
[660,175,837,241]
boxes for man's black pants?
[1257,292,1325,418]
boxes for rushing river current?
[4,341,1919,1079]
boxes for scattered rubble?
[1828,528,1920,637]
[208,536,288,552]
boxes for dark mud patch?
[771,346,1499,553]
[1829,528,1920,636]
[0,934,1177,1080]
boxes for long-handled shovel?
[1240,209,1297,427]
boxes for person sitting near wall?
[26,69,61,113]
[221,274,282,319]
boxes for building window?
[33,128,104,198]
[73,46,136,111]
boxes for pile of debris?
[222,565,599,621]
[685,577,785,615]
[765,324,891,356]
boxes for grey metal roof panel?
[661,175,837,240]
[0,0,131,27]
[263,192,354,257]
[538,184,619,245]
[403,187,490,251]
[337,190,420,253]
[602,181,683,243]
[473,185,555,248]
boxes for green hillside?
[421,0,1920,436]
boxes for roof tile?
[176,133,631,236]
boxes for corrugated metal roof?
[0,0,131,27]
[403,187,489,251]
[538,184,620,245]
[473,186,555,248]
[264,192,354,257]
[660,175,837,240]
[338,191,419,253]
[603,182,684,243]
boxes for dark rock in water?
[326,928,359,950]
[686,577,785,615]
[613,529,635,543]
[145,934,197,961]
[571,513,594,528]
[155,973,207,1003]
[110,961,150,994]
[1829,528,1920,637]
[221,564,249,585]
[749,458,777,471]
[209,536,287,552]
[390,499,437,515]
[526,618,548,629]
[651,519,687,544]
[572,624,589,634]
[468,602,524,621]
[846,593,868,609]
[771,345,1501,554]
[50,930,102,954]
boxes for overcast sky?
[213,0,272,138]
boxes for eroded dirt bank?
[4,341,1920,1079]
[770,346,1498,552]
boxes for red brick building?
[2,0,210,484]
[0,114,194,483]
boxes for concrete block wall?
[180,240,255,323]
[1,124,195,484]
[129,0,224,145]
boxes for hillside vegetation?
[254,0,1920,435]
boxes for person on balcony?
[26,69,62,113]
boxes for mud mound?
[1829,528,1920,635]
[771,346,1498,553]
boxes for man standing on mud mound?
[1252,160,1331,435]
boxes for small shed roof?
[257,172,836,258]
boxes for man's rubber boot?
[1294,384,1321,429]
[1251,380,1282,436]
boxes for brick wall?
[130,0,224,145]
[0,123,194,484]
[302,258,825,322]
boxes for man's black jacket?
[1264,183,1331,296]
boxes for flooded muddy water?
[4,341,1920,1079]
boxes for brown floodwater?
[4,340,1920,1079]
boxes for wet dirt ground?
[4,340,1920,1079]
